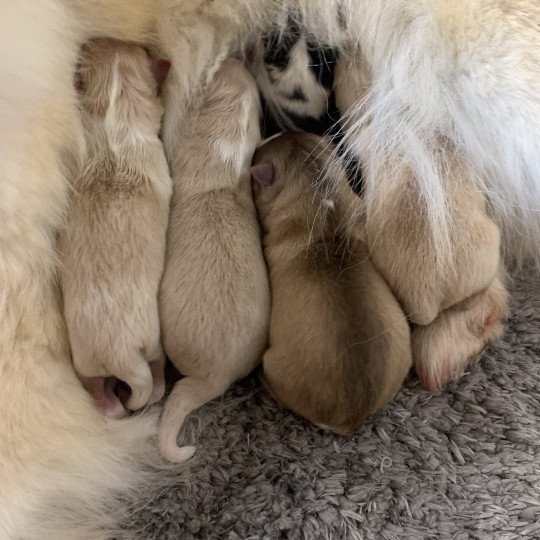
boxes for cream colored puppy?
[252,132,412,434]
[159,59,270,462]
[59,39,172,417]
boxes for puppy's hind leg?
[74,347,154,412]
[148,355,166,405]
[159,376,230,463]
[413,276,509,392]
[112,351,154,411]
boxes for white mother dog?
[1,1,538,537]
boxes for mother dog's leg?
[0,2,163,537]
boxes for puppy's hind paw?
[413,278,508,392]
[83,377,129,419]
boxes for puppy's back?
[264,231,410,433]
[59,39,171,411]
[158,59,270,461]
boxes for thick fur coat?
[0,0,538,536]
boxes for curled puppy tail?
[159,376,230,463]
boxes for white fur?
[336,0,540,268]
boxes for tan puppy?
[251,132,412,434]
[159,59,270,462]
[334,51,509,392]
[59,39,172,418]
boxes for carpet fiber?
[133,272,540,539]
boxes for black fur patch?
[263,15,302,70]
[306,45,337,90]
[260,17,364,195]
[285,87,308,102]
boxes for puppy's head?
[75,38,170,123]
[251,132,335,222]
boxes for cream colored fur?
[365,163,501,328]
[1,0,538,535]
[0,3,172,538]
[158,59,270,463]
[58,39,171,416]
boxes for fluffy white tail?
[1,408,163,540]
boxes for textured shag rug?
[133,272,540,539]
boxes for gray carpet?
[133,272,540,539]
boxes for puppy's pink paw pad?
[85,377,129,419]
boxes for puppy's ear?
[150,59,171,85]
[74,69,84,91]
[250,163,275,186]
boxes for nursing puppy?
[366,164,508,391]
[251,132,412,434]
[59,39,172,417]
[159,59,270,462]
[334,50,509,391]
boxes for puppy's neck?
[264,199,348,262]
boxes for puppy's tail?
[159,376,229,463]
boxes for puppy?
[251,132,412,434]
[333,50,509,391]
[158,59,270,462]
[59,39,172,418]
